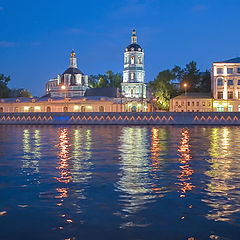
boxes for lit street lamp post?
[183,83,188,112]
[61,85,68,112]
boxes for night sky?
[1,0,240,96]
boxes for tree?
[173,61,201,91]
[149,70,175,110]
[199,70,211,92]
[0,74,11,98]
[10,88,32,98]
[88,75,99,88]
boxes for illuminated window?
[176,101,178,106]
[208,102,211,107]
[14,107,19,112]
[192,102,194,106]
[228,79,234,86]
[238,92,240,99]
[131,56,134,64]
[238,105,240,112]
[217,68,223,74]
[227,68,233,74]
[217,91,223,99]
[137,56,141,64]
[202,102,205,106]
[131,73,134,80]
[217,78,223,86]
[228,91,233,99]
[63,107,68,112]
[228,105,233,112]
[217,105,224,112]
[181,101,184,106]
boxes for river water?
[0,125,240,240]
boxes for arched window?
[99,106,104,112]
[125,56,128,64]
[46,107,51,112]
[137,56,141,64]
[0,107,3,113]
[81,106,86,112]
[63,107,68,112]
[131,56,134,64]
[217,78,223,86]
[131,73,134,80]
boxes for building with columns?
[46,50,88,98]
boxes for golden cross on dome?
[71,50,75,58]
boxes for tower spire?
[69,50,77,68]
[131,28,137,44]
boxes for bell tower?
[121,29,146,99]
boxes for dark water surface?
[0,125,240,240]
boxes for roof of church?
[63,67,83,75]
[84,87,119,98]
[126,43,143,52]
[214,57,240,63]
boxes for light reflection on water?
[1,125,240,239]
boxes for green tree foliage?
[149,70,175,110]
[10,88,32,98]
[88,70,122,88]
[199,70,211,92]
[0,74,11,98]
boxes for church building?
[46,50,88,98]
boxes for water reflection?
[177,128,194,197]
[150,128,167,197]
[116,127,154,228]
[203,127,240,222]
[22,128,41,174]
[55,128,73,228]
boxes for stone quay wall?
[1,112,240,125]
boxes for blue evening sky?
[0,0,240,96]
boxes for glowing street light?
[183,83,188,112]
[61,85,66,90]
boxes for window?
[131,73,134,80]
[181,101,184,106]
[217,91,223,99]
[217,78,223,86]
[188,101,190,106]
[46,107,51,112]
[238,92,240,99]
[217,105,224,112]
[202,102,206,106]
[237,68,240,73]
[217,68,223,74]
[176,101,178,106]
[0,107,3,113]
[238,105,240,112]
[14,107,19,112]
[192,102,194,106]
[228,105,233,112]
[227,68,233,74]
[208,102,211,107]
[196,102,199,106]
[238,80,240,85]
[228,91,233,99]
[125,57,128,64]
[131,56,134,64]
[228,79,234,86]
[63,107,68,112]
[137,56,141,64]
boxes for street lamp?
[61,85,68,112]
[183,83,188,112]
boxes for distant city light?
[61,85,66,90]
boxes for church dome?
[63,67,83,75]
[125,43,142,52]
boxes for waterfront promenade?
[1,112,240,125]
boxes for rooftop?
[173,92,212,99]
[214,57,240,64]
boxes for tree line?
[0,74,32,98]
